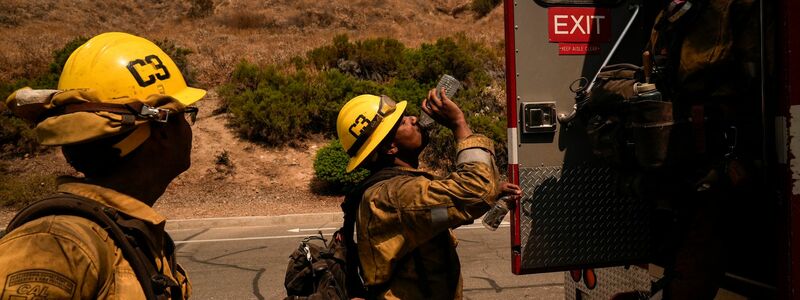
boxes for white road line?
[287,227,338,233]
[174,223,510,244]
[175,234,313,244]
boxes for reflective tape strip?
[508,127,518,164]
[431,207,448,228]
[457,148,492,166]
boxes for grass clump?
[313,139,370,193]
[0,171,57,207]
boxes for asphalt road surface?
[168,214,565,299]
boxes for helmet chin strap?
[113,124,151,157]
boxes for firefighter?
[336,89,521,299]
[643,0,765,298]
[0,32,204,299]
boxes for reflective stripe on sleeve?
[456,148,492,166]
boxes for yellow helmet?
[336,95,407,172]
[58,32,205,106]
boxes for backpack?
[2,193,182,300]
[283,168,418,300]
[283,232,350,300]
[577,63,674,169]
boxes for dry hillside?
[0,0,505,222]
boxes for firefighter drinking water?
[0,32,204,299]
[336,88,521,299]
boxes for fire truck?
[503,0,798,298]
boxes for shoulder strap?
[6,193,179,300]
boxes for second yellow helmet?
[336,95,407,172]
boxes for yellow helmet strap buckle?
[346,95,398,157]
[39,101,197,125]
[139,105,170,123]
[135,104,198,124]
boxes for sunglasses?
[346,95,397,156]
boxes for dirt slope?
[0,0,505,222]
[0,0,504,86]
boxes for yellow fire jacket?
[0,179,190,299]
[357,134,501,299]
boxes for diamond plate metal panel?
[518,166,650,272]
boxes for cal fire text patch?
[2,270,76,300]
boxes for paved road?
[168,214,564,299]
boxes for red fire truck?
[504,0,798,298]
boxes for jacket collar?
[56,176,167,227]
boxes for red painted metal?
[504,0,518,131]
[503,0,522,274]
[558,43,602,55]
[777,0,800,299]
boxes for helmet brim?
[346,101,407,172]
[171,86,207,107]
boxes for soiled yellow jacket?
[357,134,501,299]
[0,179,190,299]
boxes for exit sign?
[548,7,611,43]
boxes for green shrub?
[0,36,87,158]
[219,62,385,144]
[0,114,40,158]
[471,0,502,18]
[307,35,406,81]
[313,139,370,194]
[221,34,506,172]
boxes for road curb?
[165,212,344,230]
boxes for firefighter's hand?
[499,182,522,208]
[422,88,472,141]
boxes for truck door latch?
[521,102,557,133]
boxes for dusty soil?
[155,91,344,219]
[0,0,505,87]
[0,0,505,223]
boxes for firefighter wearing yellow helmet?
[0,32,203,299]
[335,90,521,299]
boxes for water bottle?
[634,83,662,102]
[482,195,512,231]
[418,74,462,129]
[630,82,672,168]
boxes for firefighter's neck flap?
[5,87,195,157]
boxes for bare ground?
[155,91,344,219]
